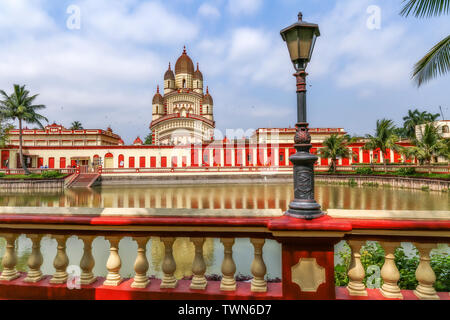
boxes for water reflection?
[0,183,448,211]
[0,184,448,281]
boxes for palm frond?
[401,0,450,18]
[413,35,450,87]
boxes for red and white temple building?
[0,48,417,172]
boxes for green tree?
[70,121,83,130]
[144,132,153,145]
[401,0,450,86]
[0,84,48,174]
[319,134,355,173]
[363,119,400,172]
[402,109,440,139]
[402,123,449,166]
[0,117,13,148]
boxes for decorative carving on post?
[190,237,207,290]
[414,243,439,300]
[291,258,325,292]
[285,70,324,220]
[380,242,402,299]
[131,237,150,289]
[50,235,69,284]
[79,236,97,285]
[24,234,44,283]
[250,238,267,292]
[104,236,122,286]
[0,234,20,281]
[220,238,236,291]
[347,240,367,296]
[160,237,177,289]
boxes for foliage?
[355,167,373,175]
[144,132,153,145]
[70,121,83,130]
[0,172,5,178]
[402,123,449,164]
[41,170,63,179]
[396,167,416,175]
[0,84,48,174]
[401,0,450,86]
[364,119,400,171]
[0,117,13,147]
[334,241,450,291]
[402,109,441,139]
[319,134,355,173]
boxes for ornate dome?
[152,86,163,104]
[175,46,195,75]
[193,63,203,81]
[164,63,175,80]
[203,86,213,105]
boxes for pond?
[0,183,448,280]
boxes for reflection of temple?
[0,184,444,212]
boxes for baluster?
[379,241,402,299]
[104,236,122,286]
[0,234,20,281]
[190,237,207,290]
[347,240,367,296]
[79,235,97,285]
[50,235,69,284]
[131,237,150,288]
[160,237,177,288]
[414,243,439,300]
[250,238,267,292]
[24,234,44,283]
[220,238,236,291]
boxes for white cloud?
[79,0,199,45]
[198,3,221,19]
[307,0,422,90]
[227,0,262,16]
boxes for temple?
[150,47,215,145]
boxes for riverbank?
[0,178,66,191]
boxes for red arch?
[118,154,124,168]
[105,153,113,158]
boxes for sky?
[0,0,449,143]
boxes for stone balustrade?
[0,207,447,300]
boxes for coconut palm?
[402,109,440,138]
[70,121,83,130]
[402,123,450,166]
[319,134,355,173]
[0,84,48,174]
[401,0,450,86]
[363,119,400,172]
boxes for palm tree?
[0,85,48,174]
[402,123,449,167]
[363,119,400,172]
[402,108,440,139]
[401,0,450,86]
[319,134,355,173]
[70,121,83,130]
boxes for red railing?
[0,208,447,300]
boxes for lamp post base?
[286,200,324,220]
[285,122,326,220]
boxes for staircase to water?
[67,173,100,188]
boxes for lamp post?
[280,12,324,220]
